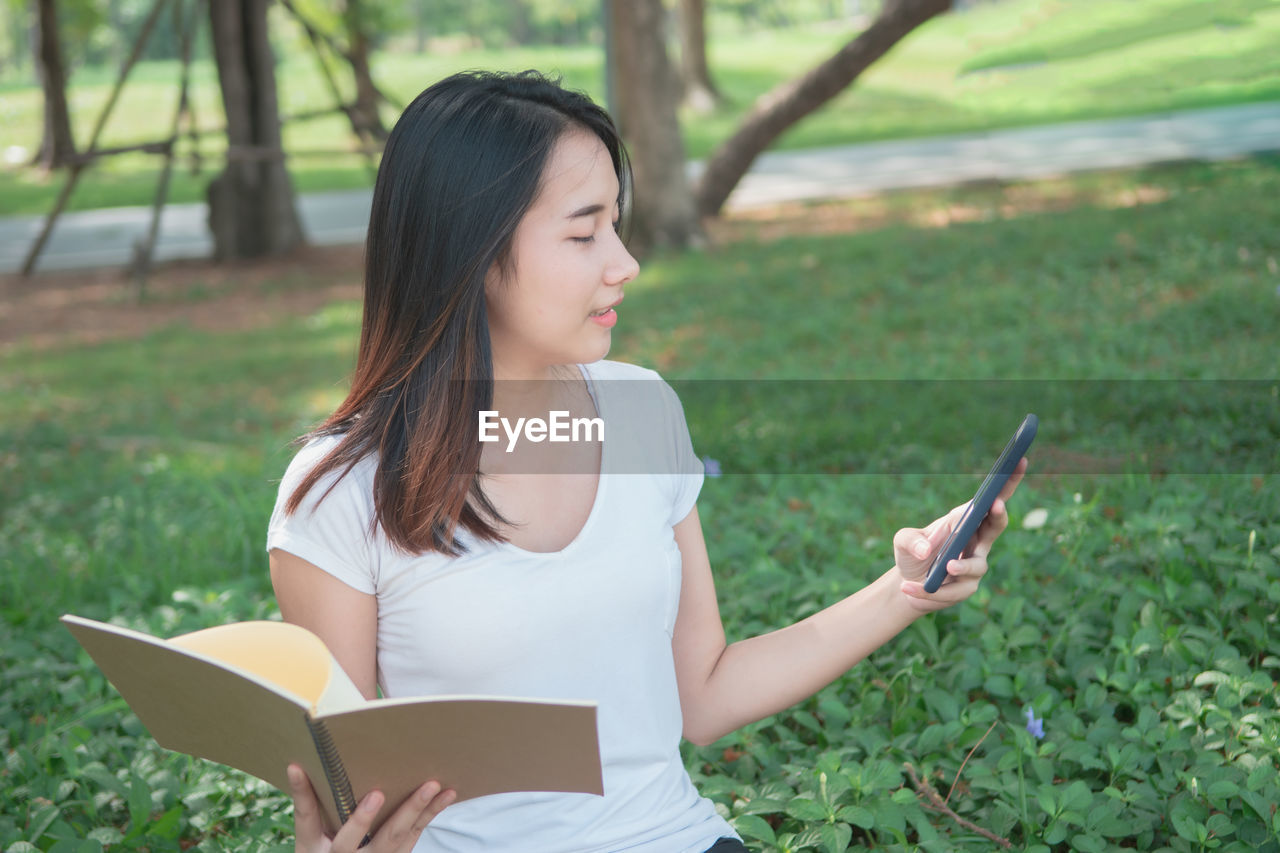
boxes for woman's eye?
[570,235,595,244]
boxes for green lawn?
[1,0,1278,215]
[2,156,1277,850]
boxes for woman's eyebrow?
[566,198,621,220]
[566,203,605,220]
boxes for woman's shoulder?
[277,432,377,506]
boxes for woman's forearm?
[680,566,920,745]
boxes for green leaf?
[923,687,958,720]
[85,828,122,846]
[1240,790,1273,823]
[27,802,61,842]
[127,773,153,832]
[835,804,875,829]
[1036,789,1057,818]
[869,797,908,834]
[1071,834,1107,853]
[1205,813,1236,837]
[1194,670,1231,687]
[786,796,829,822]
[47,842,101,853]
[817,822,852,853]
[1008,623,1040,647]
[1208,780,1239,800]
[1172,811,1204,842]
[788,827,826,851]
[983,674,1014,698]
[149,805,184,840]
[1062,780,1092,813]
[863,760,901,792]
[891,787,917,805]
[815,752,842,777]
[731,813,777,845]
[916,724,947,752]
[1245,764,1273,791]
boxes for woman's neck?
[490,361,584,417]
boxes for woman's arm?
[671,463,1024,746]
[269,549,379,700]
[270,550,457,850]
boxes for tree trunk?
[506,0,533,45]
[32,0,77,170]
[608,0,702,254]
[677,0,722,114]
[414,0,427,53]
[343,0,386,141]
[206,0,304,260]
[695,0,951,218]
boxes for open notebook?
[62,615,603,836]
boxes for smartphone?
[923,413,1038,593]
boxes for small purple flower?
[702,456,722,478]
[1024,706,1045,740]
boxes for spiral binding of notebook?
[306,717,358,824]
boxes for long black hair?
[287,70,632,555]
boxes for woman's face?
[485,129,639,379]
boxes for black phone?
[923,413,1038,594]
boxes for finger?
[396,782,458,840]
[968,497,1011,559]
[999,457,1028,502]
[288,764,329,848]
[945,553,990,582]
[895,517,952,568]
[898,573,976,610]
[894,526,934,564]
[330,789,383,852]
[356,782,455,851]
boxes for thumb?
[894,518,952,577]
[288,764,330,849]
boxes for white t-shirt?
[267,360,737,853]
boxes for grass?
[2,156,1278,851]
[1,0,1279,215]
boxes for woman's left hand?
[891,457,1027,613]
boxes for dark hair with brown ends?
[284,70,632,555]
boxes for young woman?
[267,70,1025,853]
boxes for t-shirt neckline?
[493,362,607,559]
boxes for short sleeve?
[661,380,704,528]
[266,437,380,595]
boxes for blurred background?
[1,2,1278,851]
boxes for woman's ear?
[483,261,502,300]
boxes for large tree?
[695,0,952,218]
[206,0,304,260]
[31,0,76,170]
[607,0,702,254]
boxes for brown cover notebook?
[61,614,603,836]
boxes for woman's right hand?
[288,763,456,853]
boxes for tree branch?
[903,761,1013,849]
[946,718,998,804]
[694,0,951,218]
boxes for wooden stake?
[133,0,205,297]
[21,0,171,277]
